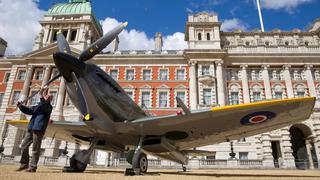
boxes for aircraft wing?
[116,97,315,150]
[6,120,92,145]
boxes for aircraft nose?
[53,52,85,82]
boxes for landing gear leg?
[182,165,187,172]
[63,139,98,172]
[124,136,148,176]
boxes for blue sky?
[38,0,320,36]
[0,0,319,54]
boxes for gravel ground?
[0,165,320,180]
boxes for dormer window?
[285,41,289,46]
[198,33,202,40]
[305,41,309,46]
[245,41,250,46]
[206,33,210,40]
[52,30,58,42]
[265,41,270,46]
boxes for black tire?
[70,154,87,172]
[182,166,187,172]
[138,153,148,174]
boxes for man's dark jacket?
[18,98,53,132]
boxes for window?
[203,89,211,105]
[176,69,185,80]
[250,70,260,80]
[206,33,210,40]
[296,85,305,98]
[293,70,302,81]
[51,68,59,79]
[52,30,58,42]
[206,155,216,160]
[176,91,186,106]
[11,91,21,105]
[49,91,58,106]
[0,93,4,107]
[159,69,168,80]
[314,70,320,81]
[272,70,281,80]
[141,91,151,107]
[239,152,248,160]
[198,33,202,40]
[62,31,68,38]
[29,90,39,105]
[4,72,10,83]
[126,69,135,80]
[70,30,77,41]
[227,70,239,80]
[109,69,118,80]
[252,92,261,102]
[231,92,239,105]
[274,85,283,100]
[202,65,210,76]
[33,68,43,80]
[159,92,168,108]
[125,91,134,100]
[142,69,151,80]
[17,70,26,80]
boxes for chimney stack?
[111,36,119,53]
[0,37,7,57]
[154,32,163,51]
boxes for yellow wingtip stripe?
[6,120,29,124]
[211,97,316,112]
[84,114,90,121]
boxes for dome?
[48,0,92,15]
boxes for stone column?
[305,139,315,169]
[41,65,51,86]
[215,60,225,106]
[304,65,316,97]
[261,133,274,168]
[282,65,294,98]
[261,65,272,100]
[189,60,198,110]
[240,65,250,103]
[19,65,34,102]
[280,127,296,168]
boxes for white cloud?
[101,18,187,51]
[260,0,313,12]
[0,0,45,55]
[221,18,248,32]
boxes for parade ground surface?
[0,165,320,180]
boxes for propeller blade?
[20,73,61,104]
[57,32,71,54]
[79,22,128,61]
[71,72,90,119]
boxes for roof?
[0,37,7,47]
[47,0,102,36]
[48,0,91,15]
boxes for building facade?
[1,0,320,169]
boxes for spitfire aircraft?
[7,22,315,175]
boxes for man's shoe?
[16,165,29,172]
[25,167,36,173]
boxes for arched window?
[207,33,210,40]
[230,85,239,105]
[273,85,283,100]
[252,85,261,102]
[198,33,202,40]
[296,84,305,97]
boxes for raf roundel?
[240,111,276,125]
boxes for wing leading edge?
[115,97,315,150]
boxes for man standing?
[16,87,53,172]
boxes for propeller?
[19,22,128,105]
[71,72,91,121]
[79,22,128,61]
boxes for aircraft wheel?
[69,153,87,172]
[182,166,187,172]
[138,153,148,174]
